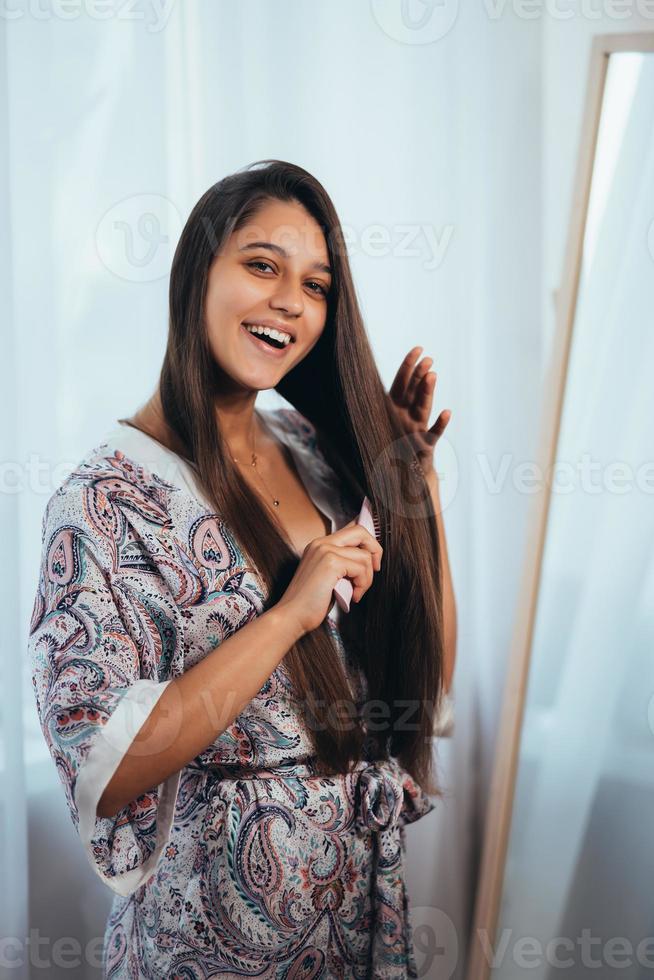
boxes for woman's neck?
[121,391,187,457]
[122,390,270,462]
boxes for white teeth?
[244,324,292,346]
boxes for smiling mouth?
[240,323,293,356]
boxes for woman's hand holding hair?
[275,521,383,637]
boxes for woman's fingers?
[326,522,383,569]
[412,368,436,422]
[310,523,383,577]
[389,346,423,406]
[406,354,433,408]
[322,544,376,600]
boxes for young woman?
[28,159,456,978]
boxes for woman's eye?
[247,261,328,297]
[247,260,274,273]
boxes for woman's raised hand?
[388,345,452,478]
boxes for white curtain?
[1,16,29,980]
[2,3,544,977]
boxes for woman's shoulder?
[35,432,262,614]
[48,432,176,503]
[38,430,192,557]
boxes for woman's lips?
[240,324,292,359]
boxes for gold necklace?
[231,412,280,508]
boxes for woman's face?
[204,198,332,392]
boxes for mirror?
[467,34,654,980]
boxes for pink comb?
[332,495,381,613]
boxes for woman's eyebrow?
[238,241,332,276]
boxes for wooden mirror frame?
[465,31,654,980]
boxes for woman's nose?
[269,278,304,315]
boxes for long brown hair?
[159,159,445,797]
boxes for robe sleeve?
[27,482,182,897]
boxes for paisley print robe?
[28,406,453,979]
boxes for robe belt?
[206,756,435,833]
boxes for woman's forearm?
[97,603,305,818]
[425,468,457,692]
